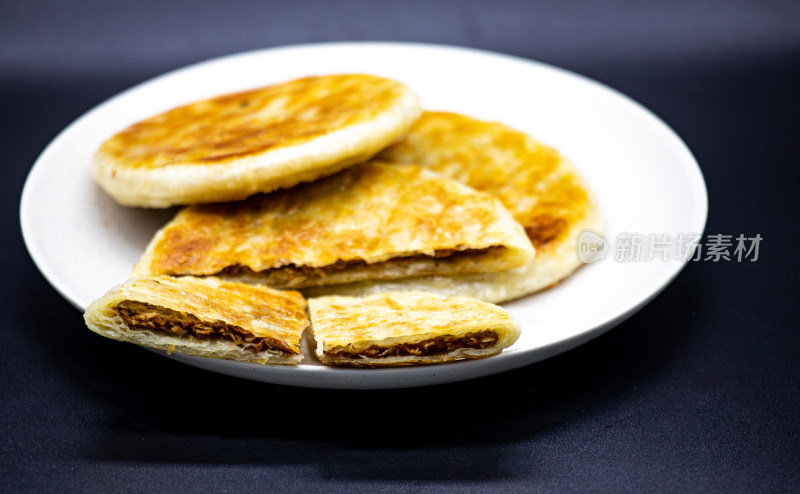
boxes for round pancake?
[304,111,602,303]
[93,74,421,208]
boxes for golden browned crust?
[93,74,421,207]
[100,75,409,169]
[308,291,520,367]
[136,162,534,288]
[377,111,593,252]
[83,276,309,364]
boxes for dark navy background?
[3,1,799,491]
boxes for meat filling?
[220,247,504,285]
[327,330,500,359]
[112,301,293,355]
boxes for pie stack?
[84,74,601,367]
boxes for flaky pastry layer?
[308,291,520,366]
[84,276,309,364]
[136,162,534,288]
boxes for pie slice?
[136,162,535,289]
[93,74,421,207]
[305,111,603,302]
[83,276,309,364]
[308,291,520,366]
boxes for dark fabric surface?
[3,1,799,492]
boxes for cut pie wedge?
[308,291,520,367]
[83,276,309,364]
[136,162,534,289]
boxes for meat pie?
[84,276,309,364]
[308,291,520,367]
[135,162,534,289]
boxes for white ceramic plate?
[20,42,707,389]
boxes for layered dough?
[308,291,520,366]
[306,111,603,302]
[83,276,309,364]
[136,162,535,288]
[93,74,421,207]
